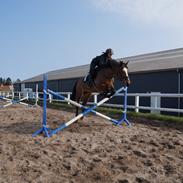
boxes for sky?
[0,0,183,81]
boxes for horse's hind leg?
[81,93,91,120]
[75,95,81,117]
[73,79,84,117]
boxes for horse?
[71,60,131,116]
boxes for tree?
[16,78,21,83]
[2,78,6,85]
[5,77,12,85]
[0,77,3,85]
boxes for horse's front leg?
[109,87,116,96]
[106,84,116,97]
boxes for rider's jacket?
[89,53,112,77]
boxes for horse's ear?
[125,61,129,66]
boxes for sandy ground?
[0,105,183,183]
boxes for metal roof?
[23,48,183,83]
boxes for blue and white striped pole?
[47,87,125,125]
[49,87,130,136]
[33,74,130,137]
[0,92,33,108]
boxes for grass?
[29,100,183,124]
[128,111,183,124]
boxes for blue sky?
[0,0,183,81]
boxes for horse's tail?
[71,80,78,101]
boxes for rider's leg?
[86,67,96,87]
[87,74,93,87]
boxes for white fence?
[0,90,183,114]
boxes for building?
[14,48,183,115]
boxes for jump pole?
[0,95,31,108]
[47,88,127,124]
[32,74,130,137]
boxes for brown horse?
[71,60,131,116]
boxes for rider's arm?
[91,56,100,68]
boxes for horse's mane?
[98,59,120,72]
[110,59,120,68]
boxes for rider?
[86,48,114,87]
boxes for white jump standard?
[33,74,131,137]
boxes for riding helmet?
[105,48,114,55]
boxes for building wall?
[25,82,38,92]
[58,78,79,92]
[180,69,183,112]
[14,69,183,115]
[24,78,79,92]
[108,69,181,115]
[14,83,21,91]
[128,70,179,114]
[128,70,178,93]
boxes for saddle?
[83,62,111,87]
[83,74,94,87]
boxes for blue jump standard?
[32,74,51,137]
[116,88,130,126]
[32,74,131,137]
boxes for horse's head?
[117,60,131,87]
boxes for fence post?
[19,92,21,99]
[12,90,14,99]
[94,93,98,104]
[67,93,71,105]
[49,94,52,103]
[151,92,161,114]
[35,84,39,106]
[135,95,139,113]
[36,92,39,106]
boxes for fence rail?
[0,90,183,114]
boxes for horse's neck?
[93,67,115,92]
[104,67,116,78]
[96,67,114,81]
